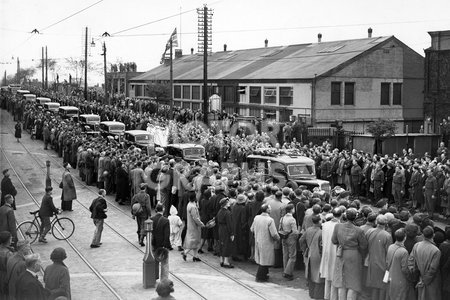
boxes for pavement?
[0,108,311,300]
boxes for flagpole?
[170,38,173,120]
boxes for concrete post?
[143,219,159,288]
[45,160,52,188]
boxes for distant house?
[424,30,450,133]
[129,34,424,133]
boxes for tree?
[366,119,397,154]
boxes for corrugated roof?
[131,36,393,82]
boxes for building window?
[174,85,181,99]
[393,83,402,105]
[223,86,236,103]
[381,83,390,105]
[279,87,293,106]
[264,87,277,104]
[182,101,190,109]
[331,82,341,105]
[182,86,191,99]
[249,87,261,104]
[192,102,200,110]
[280,109,293,122]
[344,82,355,105]
[249,108,261,117]
[192,86,201,100]
[135,85,142,97]
[208,86,218,98]
[265,109,276,119]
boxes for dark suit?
[1,175,17,207]
[15,271,50,300]
[39,194,58,218]
[150,213,171,249]
[0,203,17,244]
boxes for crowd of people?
[1,86,450,300]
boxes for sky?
[1,0,450,85]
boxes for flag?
[161,28,178,64]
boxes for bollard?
[45,160,52,188]
[143,219,159,288]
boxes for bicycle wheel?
[52,217,75,240]
[17,221,39,244]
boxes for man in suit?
[15,253,50,300]
[150,203,171,250]
[131,183,152,246]
[38,187,59,243]
[1,169,17,208]
[7,240,31,300]
[0,194,17,247]
[89,189,108,248]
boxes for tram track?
[2,111,271,300]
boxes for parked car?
[59,106,79,120]
[43,102,60,113]
[79,114,100,132]
[165,143,207,164]
[35,97,51,109]
[246,149,331,193]
[123,130,153,152]
[99,121,125,138]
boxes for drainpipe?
[311,74,317,126]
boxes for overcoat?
[299,225,323,283]
[217,207,234,257]
[250,213,279,266]
[386,243,415,300]
[365,227,392,289]
[44,262,71,300]
[331,221,368,292]
[62,170,76,201]
[184,201,204,250]
[231,201,249,257]
[319,218,339,281]
[439,240,450,296]
[409,239,442,300]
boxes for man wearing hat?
[61,162,77,211]
[131,183,152,246]
[15,253,50,300]
[1,169,17,208]
[44,247,71,299]
[38,187,59,243]
[7,240,31,300]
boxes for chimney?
[224,44,227,51]
[264,39,268,47]
[368,27,373,38]
[175,49,182,59]
[318,33,322,43]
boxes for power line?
[39,0,104,32]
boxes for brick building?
[424,30,450,133]
[129,34,424,133]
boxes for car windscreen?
[135,134,151,143]
[287,164,314,176]
[183,148,205,157]
[109,125,125,131]
[86,116,100,123]
[65,110,78,115]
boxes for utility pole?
[41,47,45,89]
[102,42,108,104]
[169,38,173,118]
[45,46,48,89]
[16,57,20,83]
[84,26,88,101]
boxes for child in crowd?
[168,205,183,251]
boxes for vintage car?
[165,143,207,164]
[246,149,331,193]
[79,114,100,132]
[123,130,154,152]
[59,106,79,120]
[99,121,125,138]
[23,93,37,103]
[43,102,60,113]
[35,97,51,109]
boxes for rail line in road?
[1,112,272,300]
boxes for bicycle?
[16,210,75,244]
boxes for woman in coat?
[14,121,22,142]
[217,198,234,268]
[250,203,280,282]
[61,162,77,211]
[231,194,249,261]
[115,161,130,205]
[299,215,324,299]
[182,193,204,262]
[44,247,71,300]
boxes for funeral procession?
[1,1,450,300]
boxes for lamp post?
[45,160,51,188]
[143,219,158,288]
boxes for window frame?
[393,83,402,105]
[344,82,355,105]
[279,87,293,106]
[192,86,201,100]
[380,82,390,105]
[174,85,182,99]
[331,82,341,105]
[263,87,277,104]
[249,87,261,104]
[182,85,191,99]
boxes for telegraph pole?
[45,46,48,89]
[169,38,173,118]
[102,42,108,104]
[84,27,88,101]
[16,57,20,83]
[41,47,45,89]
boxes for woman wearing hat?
[182,193,205,262]
[60,162,77,211]
[14,121,22,143]
[217,197,234,268]
[44,247,71,300]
